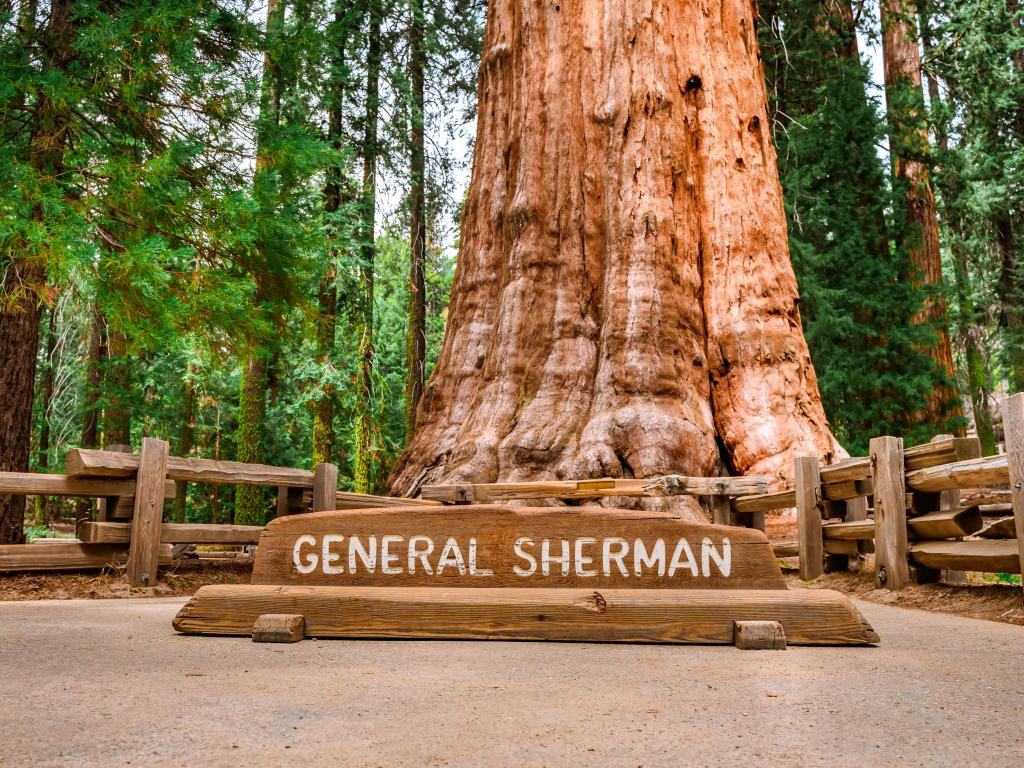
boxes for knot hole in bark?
[685,74,702,93]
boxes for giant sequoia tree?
[388,0,838,510]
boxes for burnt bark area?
[389,0,837,516]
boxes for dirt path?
[1,597,1022,767]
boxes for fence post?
[99,443,133,521]
[870,435,908,590]
[999,394,1024,584]
[795,456,823,580]
[844,496,869,572]
[711,495,731,526]
[313,463,339,512]
[127,437,169,587]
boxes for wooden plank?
[250,505,787,590]
[312,463,339,512]
[64,448,315,487]
[871,436,909,589]
[909,540,1022,574]
[822,520,874,541]
[0,472,174,499]
[905,455,1009,492]
[335,492,440,509]
[421,476,769,504]
[818,457,870,485]
[978,517,1016,539]
[0,541,174,572]
[252,614,305,643]
[126,438,170,587]
[821,478,872,502]
[173,585,879,645]
[845,496,869,522]
[732,489,796,514]
[907,507,983,539]
[824,539,873,556]
[999,393,1024,581]
[772,541,799,558]
[795,457,823,581]
[816,438,982,487]
[734,621,786,650]
[77,522,263,545]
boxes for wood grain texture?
[909,540,1021,574]
[978,517,1016,539]
[335,492,440,509]
[250,506,787,590]
[734,620,786,650]
[822,520,875,541]
[772,541,799,558]
[732,489,796,514]
[172,585,879,645]
[907,507,983,540]
[127,438,169,587]
[0,472,174,499]
[999,393,1024,580]
[795,457,823,580]
[312,463,339,512]
[0,541,174,572]
[252,614,305,643]
[65,448,315,487]
[905,455,1009,492]
[77,522,263,545]
[871,436,909,589]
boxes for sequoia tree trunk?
[387,0,837,513]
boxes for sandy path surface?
[1,596,1022,767]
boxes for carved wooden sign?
[251,505,787,590]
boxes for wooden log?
[978,517,1016,539]
[999,393,1024,581]
[77,522,263,545]
[772,541,799,558]
[909,540,1022,574]
[335,492,440,509]
[252,614,305,643]
[711,495,731,525]
[250,506,787,590]
[732,489,796,514]
[795,457,823,580]
[845,496,869,522]
[824,539,873,556]
[816,438,982,488]
[65,448,315,487]
[822,520,875,541]
[905,455,1009,493]
[0,472,174,499]
[734,620,786,650]
[312,463,339,513]
[421,476,768,504]
[821,478,873,502]
[907,507,983,539]
[0,541,174,572]
[172,585,880,645]
[979,502,1013,516]
[126,438,170,588]
[871,436,909,589]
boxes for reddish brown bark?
[389,0,837,514]
[880,0,961,426]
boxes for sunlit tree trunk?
[387,0,838,514]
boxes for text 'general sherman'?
[292,535,732,578]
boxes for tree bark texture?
[880,0,961,425]
[387,0,837,511]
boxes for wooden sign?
[250,505,787,590]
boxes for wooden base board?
[172,585,879,646]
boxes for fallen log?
[908,540,1021,574]
[172,584,879,645]
[906,507,983,540]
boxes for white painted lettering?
[381,535,403,574]
[702,536,731,577]
[634,538,666,576]
[668,538,699,577]
[322,534,345,574]
[468,538,493,576]
[602,537,629,577]
[437,537,467,575]
[293,534,318,574]
[541,538,570,576]
[408,535,434,574]
[348,535,377,573]
[574,537,598,577]
[513,537,537,576]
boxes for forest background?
[0,0,1021,537]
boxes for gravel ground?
[1,596,1022,767]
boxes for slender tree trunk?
[387,0,837,511]
[33,303,57,526]
[81,305,105,449]
[0,0,73,544]
[404,0,428,438]
[173,365,198,523]
[353,1,382,492]
[103,326,132,447]
[236,0,284,523]
[880,0,962,427]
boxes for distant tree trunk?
[236,0,284,524]
[353,0,382,492]
[173,365,198,523]
[404,0,428,438]
[387,0,837,511]
[880,0,962,427]
[0,0,74,544]
[103,326,132,447]
[81,305,105,450]
[33,303,57,526]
